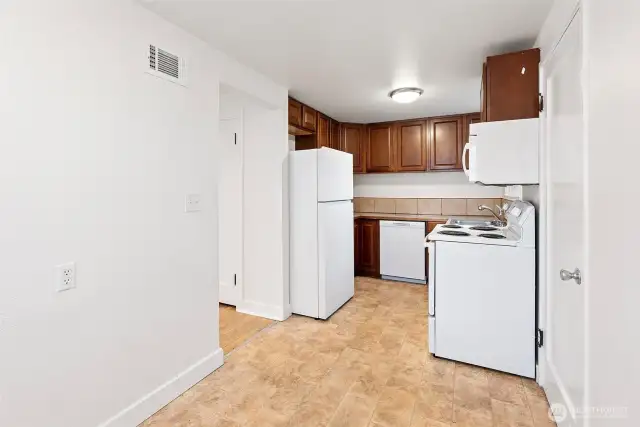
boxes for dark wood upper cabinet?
[288,98,302,127]
[316,113,330,148]
[330,119,341,151]
[302,105,317,131]
[366,123,395,173]
[358,219,379,278]
[396,120,427,171]
[295,112,333,150]
[428,116,464,171]
[289,97,315,136]
[484,48,540,122]
[342,123,365,173]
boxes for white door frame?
[538,3,587,424]
[537,0,583,387]
[218,111,244,307]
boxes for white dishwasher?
[379,221,426,284]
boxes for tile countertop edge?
[353,213,483,222]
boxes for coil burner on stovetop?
[442,224,463,229]
[438,230,471,236]
[478,233,506,239]
[469,226,498,231]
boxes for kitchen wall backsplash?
[354,197,504,216]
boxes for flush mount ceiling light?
[389,87,424,103]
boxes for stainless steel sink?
[448,218,507,228]
[448,218,493,227]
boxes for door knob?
[560,268,582,285]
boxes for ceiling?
[143,0,553,123]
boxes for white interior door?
[542,9,586,426]
[218,118,242,306]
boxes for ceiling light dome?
[389,87,423,103]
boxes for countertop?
[353,213,486,222]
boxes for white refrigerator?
[290,148,354,319]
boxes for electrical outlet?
[185,193,202,212]
[55,262,76,292]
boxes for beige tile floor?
[219,304,276,354]
[141,277,555,427]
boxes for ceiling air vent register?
[146,44,187,87]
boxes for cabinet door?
[317,113,330,148]
[302,105,317,131]
[367,123,395,172]
[288,98,302,127]
[396,120,427,171]
[354,220,361,275]
[486,48,540,121]
[342,123,365,173]
[462,113,481,169]
[330,119,341,151]
[359,219,379,277]
[428,116,463,171]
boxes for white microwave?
[463,118,539,185]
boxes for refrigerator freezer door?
[317,148,353,202]
[318,200,355,319]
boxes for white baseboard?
[236,300,286,321]
[97,348,224,427]
[283,303,292,320]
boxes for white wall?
[584,0,639,424]
[221,91,289,320]
[354,172,505,198]
[0,1,286,426]
[536,0,581,62]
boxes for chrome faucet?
[478,205,507,227]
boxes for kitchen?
[4,1,636,427]
[285,44,546,423]
[289,45,540,345]
[147,0,593,424]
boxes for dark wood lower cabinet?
[354,220,361,275]
[355,219,380,278]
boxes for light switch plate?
[185,193,202,212]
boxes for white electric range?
[425,200,536,378]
